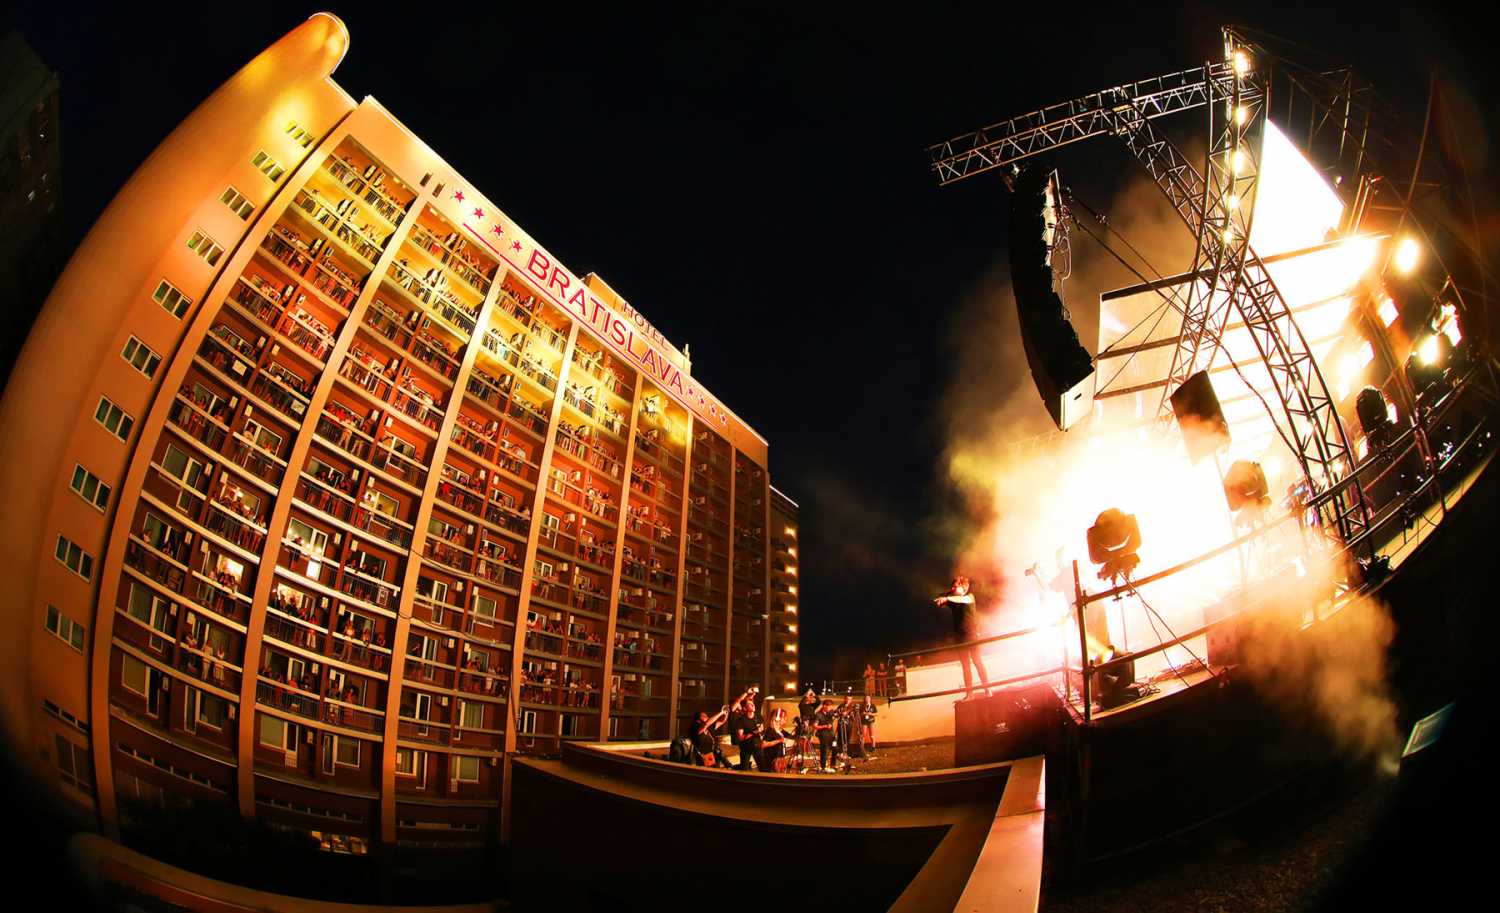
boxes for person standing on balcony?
[935,575,990,701]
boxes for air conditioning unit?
[440,695,449,706]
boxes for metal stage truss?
[927,26,1491,548]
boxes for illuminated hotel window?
[186,230,224,267]
[121,336,162,379]
[284,121,315,148]
[460,701,483,729]
[152,279,191,319]
[54,735,93,794]
[94,395,135,441]
[44,604,86,652]
[219,186,255,220]
[54,535,94,582]
[251,149,286,181]
[69,464,111,511]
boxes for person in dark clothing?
[729,693,764,771]
[814,699,838,771]
[798,688,819,725]
[935,575,990,700]
[797,688,819,767]
[691,706,730,767]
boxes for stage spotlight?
[1223,460,1271,520]
[1087,508,1142,582]
[1355,386,1397,453]
[1418,334,1441,366]
[1393,237,1421,275]
[1232,49,1251,75]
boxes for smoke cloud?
[933,170,1400,766]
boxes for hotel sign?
[443,186,733,431]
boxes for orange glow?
[1393,237,1421,275]
[1377,297,1399,327]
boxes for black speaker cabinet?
[1008,166,1096,430]
[954,682,1061,767]
[1169,370,1231,463]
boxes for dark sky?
[8,1,1492,682]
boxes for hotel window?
[121,654,149,697]
[334,735,361,767]
[54,735,93,794]
[69,464,111,511]
[251,150,285,181]
[161,443,206,491]
[219,186,255,220]
[186,230,224,267]
[127,583,175,646]
[196,692,228,730]
[121,336,162,379]
[258,713,290,749]
[459,701,484,729]
[519,709,537,734]
[44,604,86,652]
[453,755,481,783]
[54,535,93,582]
[472,593,497,620]
[393,746,423,773]
[94,396,135,441]
[284,121,315,148]
[153,279,191,319]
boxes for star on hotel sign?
[452,189,465,203]
[473,207,485,220]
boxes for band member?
[798,687,820,725]
[813,699,838,771]
[935,575,990,700]
[860,695,878,755]
[728,688,764,771]
[761,709,790,772]
[691,705,730,767]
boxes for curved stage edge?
[509,742,1045,912]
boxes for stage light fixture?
[1232,49,1251,75]
[1393,237,1421,275]
[1235,105,1249,126]
[1355,386,1397,453]
[1230,148,1247,174]
[1418,334,1441,366]
[1223,460,1272,520]
[1087,508,1142,582]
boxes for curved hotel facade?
[0,14,798,854]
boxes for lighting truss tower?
[925,27,1436,546]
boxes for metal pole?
[1074,560,1091,724]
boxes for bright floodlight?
[1232,50,1252,75]
[1419,334,1441,365]
[1393,237,1421,275]
[1235,105,1249,126]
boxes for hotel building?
[0,13,797,857]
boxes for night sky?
[7,1,1492,683]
